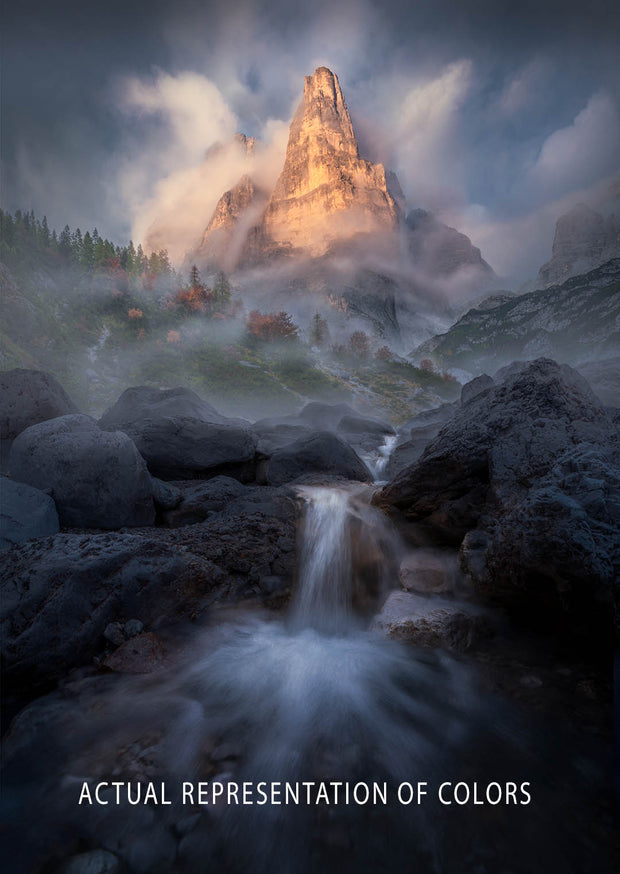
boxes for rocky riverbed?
[1,362,618,873]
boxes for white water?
[360,433,399,482]
[292,487,353,629]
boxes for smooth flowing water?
[3,482,613,874]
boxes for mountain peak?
[242,66,400,260]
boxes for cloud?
[116,70,289,263]
[453,172,620,281]
[388,60,474,211]
[524,92,620,201]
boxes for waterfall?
[8,482,576,874]
[360,433,398,482]
[291,484,401,631]
[291,487,353,630]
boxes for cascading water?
[291,487,354,629]
[3,478,610,874]
[360,433,399,482]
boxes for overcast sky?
[2,0,619,281]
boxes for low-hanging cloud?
[117,70,289,264]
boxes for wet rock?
[0,476,59,548]
[106,416,258,481]
[378,359,620,622]
[388,402,458,479]
[399,550,458,594]
[103,633,165,674]
[266,431,372,485]
[162,476,247,527]
[0,533,220,685]
[387,424,447,479]
[8,415,155,529]
[103,621,126,647]
[124,619,144,637]
[0,368,79,440]
[151,477,182,511]
[373,591,492,651]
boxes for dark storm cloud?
[2,0,619,279]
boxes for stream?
[2,481,615,873]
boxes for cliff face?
[195,174,269,272]
[249,67,402,259]
[537,204,620,287]
[189,66,492,298]
[405,209,493,277]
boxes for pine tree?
[309,312,329,347]
[213,271,231,310]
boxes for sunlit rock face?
[187,65,494,319]
[248,66,402,260]
[196,174,269,272]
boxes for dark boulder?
[0,477,59,548]
[253,422,312,455]
[99,385,228,429]
[377,359,620,621]
[0,369,78,439]
[8,415,155,529]
[266,431,372,486]
[162,476,247,527]
[108,416,258,481]
[0,533,219,685]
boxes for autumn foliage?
[348,330,371,358]
[246,310,298,342]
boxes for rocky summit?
[191,66,490,285]
[247,66,402,260]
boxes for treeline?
[0,208,174,281]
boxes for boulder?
[254,422,312,455]
[104,416,258,481]
[0,369,79,439]
[398,550,459,595]
[151,477,182,511]
[298,401,358,429]
[162,476,247,527]
[388,423,449,479]
[336,414,396,455]
[0,532,228,685]
[388,402,459,479]
[378,359,620,620]
[102,633,165,674]
[1,486,298,685]
[99,385,227,429]
[266,431,372,486]
[373,591,492,651]
[0,477,59,548]
[8,415,155,529]
[460,374,494,406]
[61,850,120,874]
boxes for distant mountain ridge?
[412,258,620,375]
[527,203,620,290]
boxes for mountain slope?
[412,258,620,374]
